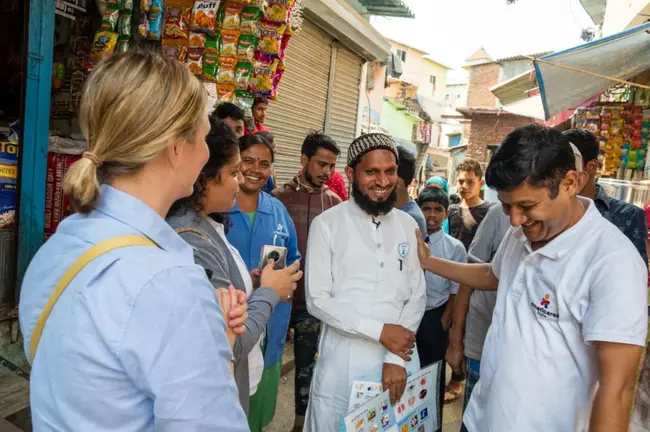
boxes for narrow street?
[266,341,464,432]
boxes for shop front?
[264,0,390,183]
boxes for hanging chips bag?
[233,89,255,118]
[249,52,278,95]
[89,31,118,68]
[117,38,130,53]
[202,36,220,81]
[220,29,240,57]
[217,56,238,84]
[222,2,245,30]
[264,0,294,23]
[257,19,286,57]
[240,7,262,36]
[191,0,221,36]
[138,14,150,38]
[162,40,189,63]
[237,34,257,63]
[140,0,151,13]
[217,84,236,102]
[235,62,252,90]
[187,32,206,76]
[147,0,165,40]
[163,0,193,41]
[101,5,121,31]
[117,12,132,37]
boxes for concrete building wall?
[467,63,500,108]
[465,113,534,164]
[419,59,449,105]
[381,100,416,141]
[602,0,650,36]
[359,61,388,133]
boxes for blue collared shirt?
[400,199,428,236]
[19,185,248,431]
[425,230,467,309]
[226,191,300,368]
[594,185,648,264]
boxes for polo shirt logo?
[398,242,409,257]
[530,293,559,319]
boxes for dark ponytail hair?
[169,116,240,226]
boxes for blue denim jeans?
[462,358,481,413]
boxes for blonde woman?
[18,52,250,431]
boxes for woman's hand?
[415,229,431,265]
[216,286,248,348]
[260,259,303,302]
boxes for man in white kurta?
[303,133,426,432]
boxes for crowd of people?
[17,51,649,432]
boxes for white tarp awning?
[534,22,650,119]
[502,94,546,120]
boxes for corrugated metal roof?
[496,51,553,62]
[357,0,414,18]
[579,0,607,25]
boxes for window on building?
[396,49,407,62]
[445,94,450,104]
[449,134,461,148]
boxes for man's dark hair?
[239,133,275,162]
[485,124,576,199]
[396,146,416,186]
[256,131,275,148]
[252,96,268,108]
[563,129,599,163]
[456,158,483,179]
[417,187,449,210]
[301,132,340,159]
[213,102,245,121]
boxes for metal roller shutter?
[265,20,332,184]
[326,44,363,180]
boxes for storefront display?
[573,105,650,180]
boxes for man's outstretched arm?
[416,230,499,291]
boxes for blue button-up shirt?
[595,185,648,264]
[425,230,467,309]
[19,185,248,431]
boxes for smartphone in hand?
[259,245,287,270]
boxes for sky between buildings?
[370,0,595,80]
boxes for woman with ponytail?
[18,51,249,431]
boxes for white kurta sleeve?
[384,228,426,368]
[305,216,385,342]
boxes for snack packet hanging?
[249,52,279,95]
[163,0,193,41]
[162,39,189,63]
[233,89,255,119]
[220,29,240,57]
[191,0,221,36]
[217,56,238,84]
[118,12,132,37]
[264,0,295,23]
[89,31,118,68]
[121,0,134,11]
[222,3,245,30]
[235,62,252,90]
[140,0,152,13]
[240,6,262,36]
[238,35,257,63]
[188,32,207,76]
[117,38,130,53]
[101,6,120,31]
[257,19,286,57]
[147,0,165,40]
[202,36,220,81]
[138,13,150,38]
[280,29,290,58]
[217,84,236,102]
[105,0,122,8]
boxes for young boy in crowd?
[416,187,467,432]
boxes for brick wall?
[466,113,535,166]
[467,63,501,108]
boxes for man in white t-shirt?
[416,124,648,432]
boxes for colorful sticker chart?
[341,362,441,432]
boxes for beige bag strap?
[175,227,210,240]
[29,235,157,362]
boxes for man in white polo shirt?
[416,124,648,432]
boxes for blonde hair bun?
[63,50,207,213]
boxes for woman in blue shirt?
[227,134,300,431]
[18,51,249,431]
